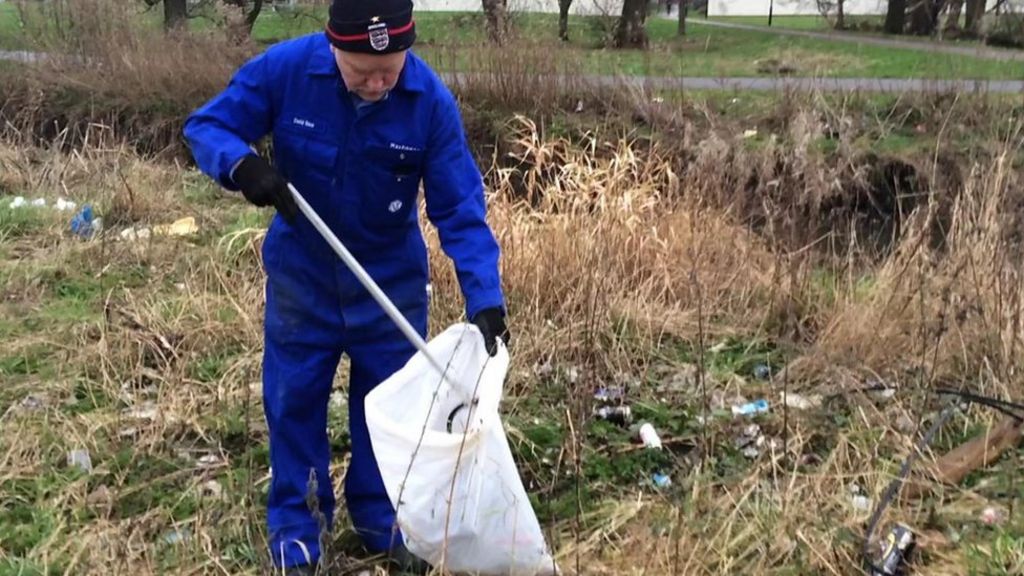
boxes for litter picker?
[287,182,451,381]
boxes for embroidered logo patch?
[388,200,403,213]
[368,21,389,51]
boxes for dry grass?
[2,99,1023,575]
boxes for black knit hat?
[325,0,416,54]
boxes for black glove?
[231,154,299,224]
[471,307,510,357]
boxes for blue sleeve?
[423,88,505,321]
[183,51,275,191]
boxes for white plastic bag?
[365,323,557,575]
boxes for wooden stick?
[903,415,1024,499]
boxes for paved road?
[3,51,1021,93]
[681,18,1024,62]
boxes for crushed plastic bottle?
[652,473,671,488]
[70,205,101,238]
[732,399,770,417]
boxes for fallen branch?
[904,415,1024,499]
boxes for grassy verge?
[1,5,1022,79]
[1,81,1024,573]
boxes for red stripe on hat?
[326,20,414,42]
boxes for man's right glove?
[231,154,299,224]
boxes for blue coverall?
[182,32,505,568]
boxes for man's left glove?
[471,307,510,357]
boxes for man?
[182,0,510,573]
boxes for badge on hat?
[368,19,389,51]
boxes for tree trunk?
[614,0,648,48]
[677,0,688,35]
[245,0,263,33]
[559,0,572,41]
[885,0,907,33]
[164,0,187,30]
[836,0,846,29]
[945,0,963,33]
[908,0,937,35]
[965,0,985,34]
[482,0,509,44]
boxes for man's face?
[331,47,407,102]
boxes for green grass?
[0,203,50,240]
[704,14,883,31]
[1,7,1021,79]
[0,2,29,50]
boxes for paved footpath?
[445,72,1024,93]
[4,50,1022,94]
[676,17,1024,62]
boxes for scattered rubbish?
[163,527,191,545]
[736,424,766,458]
[729,98,739,104]
[849,483,863,495]
[639,423,662,449]
[981,506,1006,526]
[567,366,579,384]
[743,129,759,139]
[174,282,186,291]
[197,454,221,468]
[8,196,26,208]
[852,495,873,512]
[867,380,896,401]
[19,395,45,411]
[782,392,821,410]
[120,226,152,241]
[872,523,915,576]
[201,480,224,500]
[652,473,672,488]
[651,96,664,104]
[594,386,625,403]
[55,198,77,211]
[732,399,769,417]
[904,415,1024,500]
[123,402,158,421]
[67,449,93,473]
[533,360,554,377]
[118,427,138,438]
[153,216,199,237]
[574,100,584,113]
[69,205,102,238]
[752,363,771,380]
[594,405,632,425]
[31,198,46,207]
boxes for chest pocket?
[358,145,425,230]
[274,125,339,187]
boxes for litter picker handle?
[286,182,451,381]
